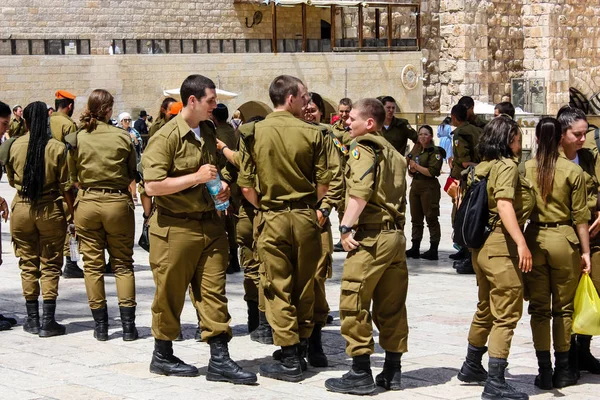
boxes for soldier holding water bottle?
[142,74,256,384]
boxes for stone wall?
[0,52,424,118]
[421,0,600,114]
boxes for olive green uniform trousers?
[74,190,136,310]
[314,220,333,326]
[409,180,441,243]
[149,211,232,341]
[467,229,524,359]
[339,229,409,356]
[11,195,66,301]
[237,201,260,304]
[524,225,581,352]
[257,208,320,346]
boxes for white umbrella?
[163,88,239,100]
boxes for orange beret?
[55,90,76,100]
[168,101,183,115]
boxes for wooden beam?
[330,5,336,48]
[387,4,392,48]
[302,3,307,52]
[272,2,278,54]
[358,4,363,49]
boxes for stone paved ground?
[0,169,598,400]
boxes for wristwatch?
[340,225,353,235]
[318,208,330,218]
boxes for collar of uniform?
[265,110,296,120]
[174,114,216,141]
[53,111,73,121]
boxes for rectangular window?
[47,39,63,55]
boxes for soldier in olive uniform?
[457,116,533,400]
[2,102,73,338]
[148,97,177,139]
[142,74,256,384]
[238,75,331,382]
[331,97,353,147]
[380,96,417,156]
[0,101,13,332]
[67,89,139,342]
[556,106,600,375]
[405,125,444,260]
[459,96,488,130]
[523,117,591,390]
[50,90,84,279]
[8,105,27,138]
[325,98,408,395]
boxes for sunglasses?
[123,118,132,122]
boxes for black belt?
[270,201,313,211]
[357,221,398,231]
[157,206,215,221]
[530,220,571,228]
[83,187,129,194]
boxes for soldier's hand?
[216,181,231,202]
[590,212,600,238]
[581,252,591,274]
[196,164,218,184]
[341,231,359,251]
[216,139,226,152]
[0,197,8,222]
[517,243,532,273]
[316,210,328,227]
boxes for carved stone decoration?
[401,64,419,90]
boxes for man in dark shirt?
[134,110,149,137]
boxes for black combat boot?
[91,307,109,341]
[421,242,439,260]
[0,313,17,326]
[325,354,376,395]
[534,350,553,390]
[568,335,580,379]
[405,240,421,259]
[207,334,257,384]
[307,324,328,367]
[119,306,138,341]
[553,350,578,388]
[0,320,10,331]
[23,300,40,334]
[63,256,84,279]
[250,311,273,344]
[376,351,402,390]
[247,300,259,333]
[577,334,600,374]
[455,257,475,274]
[458,344,488,383]
[39,301,66,337]
[226,251,241,274]
[450,246,468,260]
[260,344,303,382]
[150,339,199,377]
[482,358,528,400]
[273,338,308,371]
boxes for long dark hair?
[477,115,519,161]
[535,117,562,203]
[158,97,176,120]
[308,92,326,123]
[80,89,114,132]
[21,101,50,203]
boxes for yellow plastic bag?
[572,274,600,336]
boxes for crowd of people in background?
[0,74,599,400]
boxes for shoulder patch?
[436,153,441,160]
[330,134,349,155]
[352,147,360,160]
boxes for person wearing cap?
[168,101,183,117]
[134,110,149,138]
[50,90,85,279]
[8,105,27,139]
[212,103,240,274]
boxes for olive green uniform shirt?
[67,121,137,190]
[238,111,332,210]
[450,122,482,179]
[471,115,489,130]
[319,123,344,213]
[408,145,443,181]
[576,148,600,215]
[142,114,229,214]
[8,118,27,138]
[49,112,77,143]
[524,155,589,225]
[5,134,69,194]
[382,117,417,155]
[331,119,352,148]
[148,117,166,138]
[346,133,407,226]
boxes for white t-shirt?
[191,126,201,142]
[569,153,580,165]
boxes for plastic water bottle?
[69,236,80,262]
[206,175,230,211]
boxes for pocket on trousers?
[486,233,518,258]
[564,230,580,247]
[339,280,362,312]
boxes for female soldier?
[405,125,444,260]
[5,101,72,337]
[523,117,591,390]
[148,97,176,138]
[456,116,533,400]
[69,89,138,341]
[556,106,600,375]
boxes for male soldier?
[380,96,417,155]
[459,96,488,129]
[238,75,331,382]
[212,103,241,274]
[332,97,353,253]
[324,98,408,395]
[134,110,149,137]
[449,104,482,271]
[50,90,84,279]
[8,105,27,138]
[142,74,256,384]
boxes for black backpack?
[453,167,492,249]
